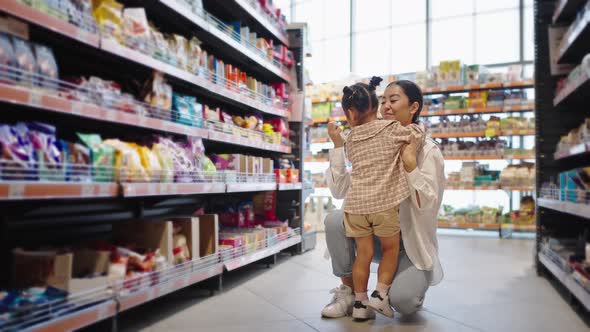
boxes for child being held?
[341,77,424,321]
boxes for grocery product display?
[536,1,590,312]
[0,0,313,330]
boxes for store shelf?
[157,0,290,83]
[438,221,499,230]
[0,83,291,154]
[223,0,290,46]
[311,137,330,143]
[421,81,534,95]
[538,252,590,310]
[123,183,226,197]
[431,129,535,139]
[0,0,100,47]
[554,69,590,106]
[20,299,117,332]
[100,38,288,118]
[501,224,536,232]
[118,263,224,312]
[226,182,277,192]
[538,198,590,219]
[224,234,301,271]
[558,9,590,64]
[311,96,342,104]
[445,185,534,191]
[278,183,303,190]
[443,154,535,161]
[554,142,590,160]
[0,182,117,200]
[422,104,534,117]
[311,116,347,124]
[553,0,587,23]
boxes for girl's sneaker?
[352,300,376,321]
[368,290,395,318]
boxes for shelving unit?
[534,0,590,312]
[0,1,311,330]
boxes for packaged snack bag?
[77,133,115,182]
[156,137,195,182]
[152,142,173,182]
[134,144,162,182]
[171,35,188,71]
[187,37,202,74]
[185,96,204,128]
[122,8,149,53]
[12,37,37,86]
[33,44,59,90]
[93,0,123,41]
[27,122,64,181]
[172,93,195,126]
[103,139,149,182]
[0,124,36,180]
[0,33,15,84]
[142,72,172,110]
[62,140,91,182]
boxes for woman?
[321,80,445,319]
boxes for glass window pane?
[323,36,351,81]
[391,0,426,25]
[294,0,324,41]
[431,16,474,64]
[354,29,391,77]
[475,10,519,64]
[431,0,474,19]
[524,6,534,61]
[307,40,325,83]
[325,0,350,38]
[354,0,391,32]
[391,24,426,73]
[475,0,519,13]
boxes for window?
[391,24,427,73]
[354,0,391,33]
[354,29,391,77]
[524,6,534,61]
[391,0,426,25]
[475,10,520,64]
[431,16,474,65]
[431,0,474,19]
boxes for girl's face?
[381,84,419,126]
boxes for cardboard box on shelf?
[114,220,174,264]
[171,217,199,262]
[73,249,111,277]
[198,214,219,257]
[12,249,73,291]
[262,158,274,174]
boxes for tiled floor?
[99,233,590,332]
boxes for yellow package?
[152,143,174,182]
[103,139,149,182]
[92,0,123,41]
[134,144,163,182]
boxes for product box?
[12,248,73,291]
[275,169,287,183]
[248,156,262,175]
[171,217,199,261]
[114,220,174,264]
[73,249,111,277]
[198,214,219,257]
[262,158,274,174]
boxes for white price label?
[71,102,83,115]
[81,184,94,196]
[9,183,25,198]
[28,91,42,106]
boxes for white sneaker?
[352,300,376,321]
[368,290,395,318]
[321,285,354,318]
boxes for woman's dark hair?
[387,80,423,124]
[342,76,383,114]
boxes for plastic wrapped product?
[187,37,202,74]
[77,133,115,182]
[93,0,123,41]
[185,96,204,128]
[134,144,162,182]
[172,93,194,126]
[12,37,37,86]
[142,72,172,110]
[0,124,36,180]
[122,8,149,53]
[103,139,149,182]
[0,33,15,84]
[151,142,173,182]
[62,140,91,182]
[27,122,64,181]
[171,35,188,71]
[33,44,59,90]
[156,137,195,183]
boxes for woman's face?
[381,84,419,126]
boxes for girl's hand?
[327,122,345,148]
[401,134,418,172]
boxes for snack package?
[134,144,162,182]
[202,156,216,178]
[0,33,15,84]
[156,137,195,182]
[172,35,188,71]
[28,122,64,181]
[103,139,149,182]
[63,141,91,182]
[122,8,150,53]
[186,96,204,128]
[143,72,172,110]
[172,93,195,126]
[0,124,36,180]
[93,0,123,41]
[77,133,115,182]
[152,142,174,182]
[33,44,59,90]
[187,37,202,74]
[150,27,170,63]
[12,37,37,86]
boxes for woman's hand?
[327,122,344,148]
[401,134,418,172]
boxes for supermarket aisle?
[98,234,589,332]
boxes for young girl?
[341,77,424,321]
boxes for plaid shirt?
[343,120,425,215]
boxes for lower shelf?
[18,300,117,332]
[224,235,301,271]
[538,252,590,311]
[538,198,590,220]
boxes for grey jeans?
[324,209,431,315]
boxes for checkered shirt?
[343,120,425,215]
